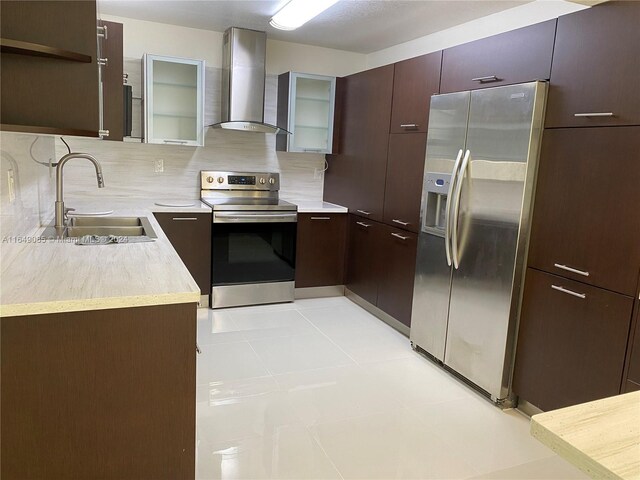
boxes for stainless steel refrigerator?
[410,81,547,403]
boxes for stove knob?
[269,178,276,185]
[217,177,224,184]
[206,176,214,183]
[259,178,266,185]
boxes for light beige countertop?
[0,199,206,318]
[288,200,348,214]
[149,199,212,214]
[531,391,640,480]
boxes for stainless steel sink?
[42,216,157,239]
[66,226,146,237]
[69,216,144,227]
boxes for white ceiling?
[98,0,533,54]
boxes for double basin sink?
[44,216,157,239]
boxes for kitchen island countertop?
[531,391,640,480]
[0,199,207,317]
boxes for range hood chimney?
[209,27,287,134]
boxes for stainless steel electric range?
[200,171,297,309]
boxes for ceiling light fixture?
[269,0,340,31]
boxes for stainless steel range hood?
[209,27,287,134]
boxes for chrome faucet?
[55,153,105,228]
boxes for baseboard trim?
[199,295,209,308]
[295,285,345,299]
[345,289,410,337]
[517,398,544,417]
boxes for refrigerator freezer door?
[410,91,470,361]
[411,233,452,360]
[444,82,546,398]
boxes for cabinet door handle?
[172,217,198,221]
[554,263,589,277]
[400,124,419,129]
[356,221,371,228]
[310,217,331,220]
[391,232,409,241]
[196,342,202,354]
[551,284,586,299]
[163,140,188,144]
[356,210,371,216]
[573,112,614,117]
[303,148,323,152]
[472,75,500,83]
[392,219,410,226]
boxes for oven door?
[212,211,297,286]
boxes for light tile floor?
[196,296,588,480]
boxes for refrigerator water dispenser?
[422,172,452,234]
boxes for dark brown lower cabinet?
[346,215,381,305]
[1,303,197,480]
[154,212,211,294]
[376,225,418,327]
[295,213,347,288]
[345,215,417,328]
[624,304,640,393]
[512,268,634,411]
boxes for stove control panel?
[201,171,280,191]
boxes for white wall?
[266,39,366,77]
[99,14,366,76]
[365,1,589,69]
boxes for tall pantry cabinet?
[325,53,441,329]
[512,1,640,411]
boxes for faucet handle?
[64,207,76,221]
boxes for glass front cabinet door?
[143,54,205,146]
[277,72,336,154]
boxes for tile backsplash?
[0,132,56,238]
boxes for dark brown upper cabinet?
[439,20,556,94]
[0,1,100,136]
[390,52,442,134]
[324,65,394,222]
[382,133,427,233]
[512,268,633,411]
[295,213,347,288]
[99,20,124,141]
[376,224,418,327]
[153,213,211,295]
[545,1,640,128]
[527,127,640,297]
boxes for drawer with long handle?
[512,268,634,411]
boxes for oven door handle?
[213,212,298,223]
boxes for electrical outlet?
[7,169,15,204]
[154,159,164,173]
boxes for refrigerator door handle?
[451,149,471,269]
[444,149,464,266]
